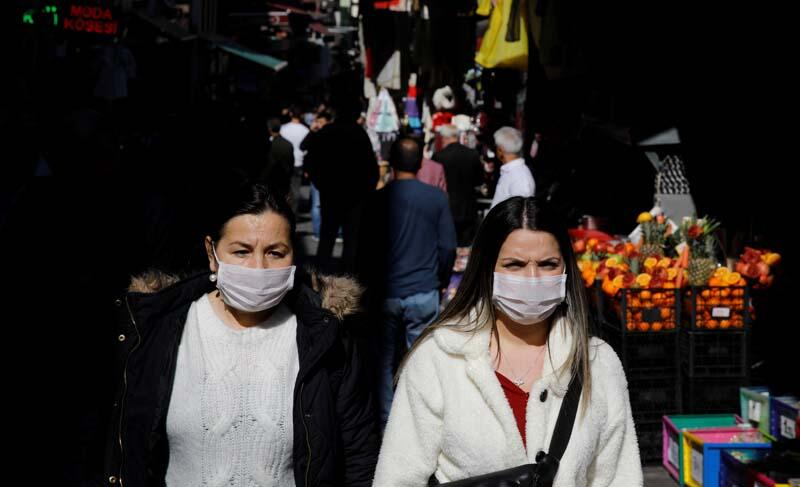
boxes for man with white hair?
[432,124,483,246]
[490,126,536,208]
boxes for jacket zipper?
[299,381,312,486]
[117,296,142,487]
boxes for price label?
[749,399,762,424]
[712,307,731,318]
[781,415,797,439]
[691,448,704,485]
[668,436,679,467]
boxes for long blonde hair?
[398,197,593,407]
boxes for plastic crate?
[680,330,749,378]
[629,376,681,423]
[684,375,748,414]
[602,323,679,380]
[770,396,800,440]
[637,419,664,465]
[683,286,750,331]
[719,449,765,487]
[606,287,680,333]
[682,426,771,487]
[663,414,744,484]
[740,387,773,439]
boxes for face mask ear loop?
[211,242,221,264]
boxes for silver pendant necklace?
[503,344,547,387]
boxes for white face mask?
[492,272,567,325]
[212,246,296,313]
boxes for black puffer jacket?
[100,269,378,487]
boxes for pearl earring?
[209,273,217,283]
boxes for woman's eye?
[269,251,285,258]
[233,250,249,257]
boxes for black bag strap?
[546,370,583,461]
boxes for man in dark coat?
[261,118,295,201]
[303,109,378,274]
[432,124,483,246]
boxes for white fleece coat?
[373,316,643,487]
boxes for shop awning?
[203,34,288,71]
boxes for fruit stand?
[572,210,783,464]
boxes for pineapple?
[640,220,666,259]
[687,230,718,286]
[687,257,716,286]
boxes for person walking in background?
[304,105,378,273]
[302,110,334,240]
[280,106,310,212]
[360,137,457,428]
[260,118,295,201]
[432,124,483,246]
[417,140,448,192]
[490,126,536,208]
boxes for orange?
[612,275,625,288]
[667,268,679,281]
[736,278,746,286]
[721,289,732,298]
[637,322,651,332]
[720,320,731,329]
[652,293,665,301]
[626,322,636,332]
[732,321,744,329]
[664,282,676,289]
[701,290,712,299]
[765,253,781,266]
[640,290,652,300]
[658,258,672,268]
[651,322,663,332]
[714,267,730,278]
[644,257,658,270]
[636,274,652,288]
[706,320,719,330]
[725,272,742,285]
[661,308,671,320]
[665,322,676,330]
[637,212,653,224]
[708,277,726,287]
[606,258,619,269]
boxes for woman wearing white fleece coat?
[373,197,643,487]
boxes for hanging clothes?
[404,74,422,133]
[475,0,528,70]
[367,88,401,160]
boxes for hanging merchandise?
[367,88,400,160]
[376,50,402,90]
[431,85,456,130]
[475,0,528,70]
[422,101,434,142]
[403,73,422,134]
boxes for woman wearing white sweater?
[373,196,642,486]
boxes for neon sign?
[63,5,119,35]
[21,5,59,26]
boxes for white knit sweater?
[373,314,643,487]
[166,294,299,487]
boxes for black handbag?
[428,371,582,487]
